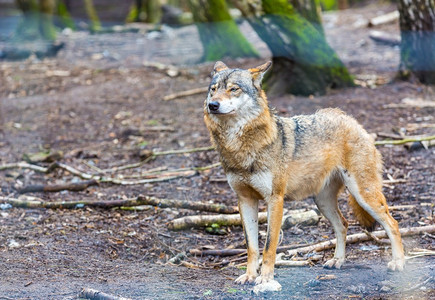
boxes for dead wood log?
[163,86,209,101]
[168,209,321,230]
[286,225,435,257]
[78,288,131,300]
[0,195,238,213]
[18,180,99,194]
[369,30,401,46]
[368,11,400,27]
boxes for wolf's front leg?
[254,194,284,294]
[235,196,259,285]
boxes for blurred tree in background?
[231,0,353,95]
[127,0,161,23]
[14,0,56,41]
[83,0,101,32]
[187,0,259,61]
[398,0,435,84]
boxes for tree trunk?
[145,0,161,23]
[188,0,259,61]
[38,0,56,40]
[398,0,435,84]
[83,0,101,32]
[127,0,161,23]
[57,0,75,29]
[14,0,56,40]
[291,0,323,34]
[232,0,353,96]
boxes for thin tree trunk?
[188,0,259,61]
[84,0,101,32]
[398,0,435,84]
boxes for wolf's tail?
[348,195,376,231]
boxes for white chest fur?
[227,170,273,200]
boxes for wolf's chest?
[226,170,273,200]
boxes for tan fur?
[204,62,405,291]
[349,194,376,229]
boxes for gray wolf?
[203,61,405,293]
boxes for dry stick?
[0,162,48,173]
[375,135,435,146]
[52,162,216,185]
[78,288,131,300]
[368,10,399,27]
[190,243,311,257]
[168,209,320,230]
[0,195,239,213]
[18,179,99,194]
[162,86,209,101]
[286,225,435,257]
[100,146,215,173]
[100,170,196,185]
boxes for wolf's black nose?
[208,101,220,112]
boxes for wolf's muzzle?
[208,101,220,112]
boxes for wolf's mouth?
[210,109,236,115]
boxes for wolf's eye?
[230,87,239,92]
[210,86,216,93]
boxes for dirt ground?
[0,3,434,300]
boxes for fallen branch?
[163,86,209,101]
[0,162,48,173]
[375,135,435,146]
[100,146,216,173]
[384,98,435,109]
[18,179,99,194]
[168,209,320,230]
[275,253,311,267]
[286,225,435,257]
[406,249,435,259]
[0,195,238,213]
[100,170,197,185]
[78,288,131,300]
[369,30,400,46]
[368,11,399,27]
[190,243,311,257]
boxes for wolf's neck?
[212,106,278,157]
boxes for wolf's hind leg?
[342,171,405,271]
[315,176,347,269]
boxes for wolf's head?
[204,61,272,121]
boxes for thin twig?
[18,179,99,194]
[162,86,209,101]
[286,225,435,257]
[375,135,435,146]
[0,162,48,173]
[100,146,215,173]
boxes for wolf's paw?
[387,258,404,271]
[253,279,282,295]
[323,258,345,269]
[235,273,257,285]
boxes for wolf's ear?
[249,61,272,87]
[213,61,228,75]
